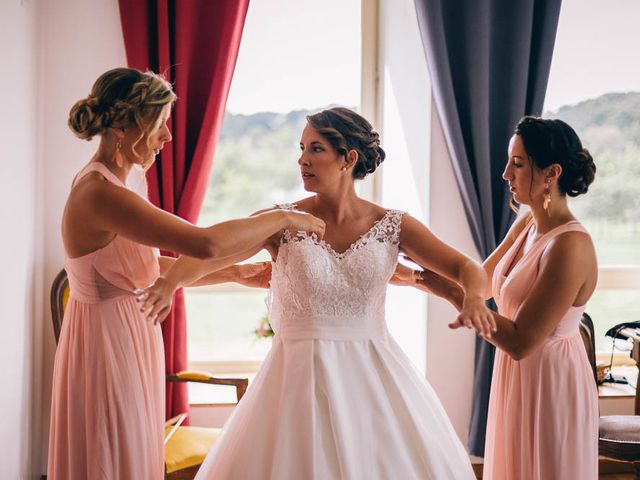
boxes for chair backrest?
[579,312,598,386]
[50,269,69,345]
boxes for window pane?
[544,0,640,266]
[186,290,273,363]
[190,1,362,364]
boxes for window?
[544,0,640,353]
[186,0,363,373]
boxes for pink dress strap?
[71,162,126,188]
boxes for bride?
[139,107,494,479]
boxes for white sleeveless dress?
[195,208,475,480]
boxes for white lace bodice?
[267,207,405,341]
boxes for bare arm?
[399,214,495,337]
[152,207,284,291]
[159,256,272,289]
[479,232,596,359]
[138,207,300,323]
[444,232,596,359]
[78,179,323,259]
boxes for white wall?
[378,0,430,375]
[36,0,127,474]
[378,0,478,446]
[0,0,40,478]
[427,104,479,445]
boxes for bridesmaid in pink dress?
[48,68,325,480]
[417,117,599,479]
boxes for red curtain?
[118,0,250,418]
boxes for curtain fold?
[413,0,562,455]
[118,0,250,419]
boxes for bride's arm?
[398,214,495,338]
[390,262,463,310]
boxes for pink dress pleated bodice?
[483,220,599,480]
[47,162,165,480]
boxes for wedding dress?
[195,207,475,479]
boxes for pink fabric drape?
[118,0,250,418]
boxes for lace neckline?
[282,208,399,260]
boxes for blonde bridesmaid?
[47,67,324,480]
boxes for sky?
[544,0,640,112]
[225,0,361,114]
[225,0,640,115]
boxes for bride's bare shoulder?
[362,200,393,218]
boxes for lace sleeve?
[377,210,406,246]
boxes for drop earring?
[543,179,551,216]
[114,139,124,168]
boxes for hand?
[284,211,326,239]
[134,276,177,325]
[234,262,272,288]
[449,296,496,338]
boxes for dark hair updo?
[514,116,596,197]
[306,107,386,179]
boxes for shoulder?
[272,196,316,214]
[397,212,423,231]
[69,172,122,207]
[541,227,596,271]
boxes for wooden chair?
[579,312,640,478]
[50,269,248,480]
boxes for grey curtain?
[414,0,562,455]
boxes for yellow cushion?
[62,285,70,312]
[164,426,222,474]
[175,370,214,381]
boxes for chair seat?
[599,415,640,461]
[164,425,222,474]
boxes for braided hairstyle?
[68,68,176,153]
[515,116,596,197]
[306,107,385,180]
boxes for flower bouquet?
[254,314,274,338]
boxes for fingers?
[134,287,171,323]
[153,306,172,325]
[457,310,494,338]
[147,299,167,323]
[448,319,464,330]
[312,219,326,239]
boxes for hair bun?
[354,131,385,178]
[67,68,176,142]
[68,96,107,140]
[562,147,596,197]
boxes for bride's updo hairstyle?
[306,107,385,180]
[515,116,596,197]
[68,67,176,152]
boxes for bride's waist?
[272,313,388,341]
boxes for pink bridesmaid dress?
[483,220,599,480]
[47,162,165,479]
